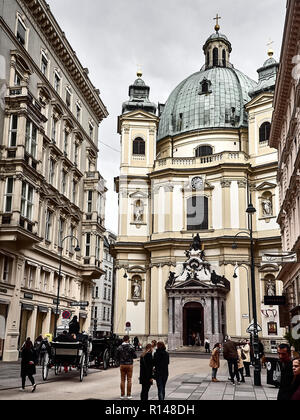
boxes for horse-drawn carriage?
[41,333,91,382]
[89,335,122,370]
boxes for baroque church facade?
[113,23,285,351]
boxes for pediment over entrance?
[173,278,211,289]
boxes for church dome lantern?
[157,17,258,141]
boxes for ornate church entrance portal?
[183,302,204,346]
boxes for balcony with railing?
[154,151,249,171]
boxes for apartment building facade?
[91,231,116,337]
[0,0,108,361]
[269,0,300,331]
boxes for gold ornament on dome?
[213,13,221,32]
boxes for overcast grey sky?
[47,0,286,234]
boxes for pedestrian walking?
[209,343,221,382]
[237,346,245,383]
[20,338,37,392]
[115,335,137,399]
[223,336,241,385]
[277,343,294,400]
[139,344,154,401]
[153,342,169,401]
[290,358,300,400]
[204,337,210,353]
[241,339,251,377]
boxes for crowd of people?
[115,336,169,401]
[18,328,300,401]
[209,337,300,400]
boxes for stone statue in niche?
[266,279,276,296]
[262,198,272,217]
[132,279,142,299]
[134,200,143,223]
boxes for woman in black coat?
[153,342,169,401]
[139,344,154,401]
[20,338,37,392]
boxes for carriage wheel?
[42,353,49,381]
[114,358,120,368]
[80,354,86,382]
[55,364,61,375]
[103,349,110,370]
[84,355,88,377]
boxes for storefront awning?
[38,306,48,313]
[79,312,87,319]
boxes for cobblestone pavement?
[0,358,278,400]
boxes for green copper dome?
[157,66,257,141]
[157,28,258,141]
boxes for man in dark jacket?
[115,335,137,399]
[277,343,294,400]
[223,336,240,385]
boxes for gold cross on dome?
[267,39,274,56]
[214,13,221,31]
[137,64,142,78]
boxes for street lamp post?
[232,203,261,386]
[54,235,81,339]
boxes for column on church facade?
[164,184,173,233]
[153,186,159,234]
[238,179,247,229]
[204,297,213,342]
[221,180,232,229]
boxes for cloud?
[47,0,285,233]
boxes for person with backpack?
[115,335,137,399]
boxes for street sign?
[70,301,89,307]
[246,320,262,334]
[262,252,297,264]
[264,296,286,306]
[62,310,71,319]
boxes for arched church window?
[259,122,271,143]
[187,196,208,231]
[195,145,213,157]
[222,49,226,67]
[133,137,145,155]
[213,48,219,67]
[199,79,212,95]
